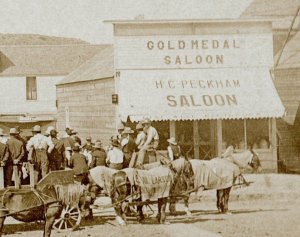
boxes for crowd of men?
[0,118,183,187]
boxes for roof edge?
[56,76,114,86]
[104,18,274,24]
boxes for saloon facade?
[56,19,285,172]
[111,20,285,172]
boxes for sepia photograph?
[0,0,300,236]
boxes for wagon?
[0,165,85,235]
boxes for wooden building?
[56,45,116,143]
[109,19,284,172]
[241,0,300,172]
[0,44,104,138]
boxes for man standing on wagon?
[26,125,54,181]
[136,118,159,166]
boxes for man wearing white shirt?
[136,118,159,166]
[26,125,54,180]
[106,139,123,170]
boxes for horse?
[87,157,194,225]
[188,149,262,214]
[0,183,92,237]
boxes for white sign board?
[118,69,284,121]
[115,34,273,70]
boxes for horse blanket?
[190,158,241,192]
[89,167,135,195]
[134,166,173,201]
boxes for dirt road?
[2,174,300,237]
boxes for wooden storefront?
[110,19,285,172]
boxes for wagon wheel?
[53,205,81,231]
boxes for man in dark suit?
[0,129,10,187]
[7,128,25,186]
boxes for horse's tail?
[54,183,85,207]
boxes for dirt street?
[2,197,300,237]
[2,174,300,237]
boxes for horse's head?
[249,150,262,173]
[170,157,194,196]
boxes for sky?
[0,0,252,44]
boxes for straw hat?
[136,123,143,130]
[9,128,19,135]
[167,137,177,145]
[32,125,41,132]
[141,118,151,124]
[0,128,7,136]
[86,136,92,141]
[122,127,134,135]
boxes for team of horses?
[85,149,262,225]
[0,149,262,236]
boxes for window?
[26,76,37,100]
[222,119,270,150]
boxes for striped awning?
[118,68,285,122]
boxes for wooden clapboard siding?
[274,68,300,125]
[56,77,116,143]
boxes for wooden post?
[0,166,4,189]
[29,163,36,188]
[217,120,223,157]
[13,165,20,189]
[210,120,216,157]
[169,121,176,139]
[193,121,200,159]
[271,118,278,172]
[65,106,70,128]
[244,120,247,150]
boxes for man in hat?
[0,129,10,187]
[135,122,146,151]
[167,137,182,161]
[61,127,76,166]
[48,128,65,171]
[82,136,94,166]
[26,125,54,180]
[121,127,136,168]
[116,123,125,143]
[82,136,94,151]
[71,130,82,146]
[90,140,106,168]
[136,118,159,166]
[106,139,123,170]
[69,143,88,178]
[6,128,25,186]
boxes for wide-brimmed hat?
[136,123,143,130]
[94,140,102,149]
[86,136,92,141]
[141,118,151,124]
[32,125,41,132]
[0,128,7,136]
[111,139,120,147]
[45,126,55,135]
[9,128,19,135]
[167,137,177,145]
[122,127,134,135]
